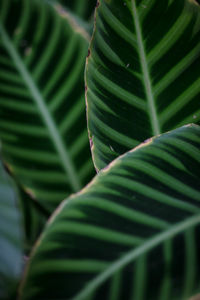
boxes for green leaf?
[86,0,200,170]
[20,124,200,300]
[55,0,97,21]
[0,0,95,213]
[0,159,23,300]
[18,186,47,253]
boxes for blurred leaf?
[20,125,200,300]
[86,0,200,170]
[56,0,97,20]
[18,186,47,253]
[0,0,95,214]
[0,158,23,300]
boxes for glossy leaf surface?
[21,125,200,300]
[86,0,200,170]
[0,160,23,299]
[0,0,94,213]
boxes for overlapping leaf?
[86,0,200,170]
[0,159,23,300]
[0,0,95,213]
[20,125,200,300]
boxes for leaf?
[20,124,200,300]
[86,0,200,170]
[18,186,47,253]
[0,158,23,300]
[0,0,95,213]
[56,0,97,21]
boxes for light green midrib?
[0,22,81,192]
[72,213,200,300]
[131,0,160,136]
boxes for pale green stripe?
[0,70,22,84]
[159,240,172,300]
[0,121,47,136]
[160,76,200,125]
[107,173,199,213]
[137,0,156,23]
[2,142,59,164]
[0,55,12,66]
[49,42,87,113]
[87,87,118,116]
[85,291,95,300]
[30,259,108,274]
[78,159,94,181]
[90,64,146,110]
[25,1,46,66]
[72,214,200,300]
[148,8,191,66]
[72,198,169,230]
[0,132,18,142]
[59,95,84,134]
[101,2,136,47]
[52,222,143,246]
[140,145,186,171]
[43,34,78,97]
[131,0,160,135]
[109,271,122,300]
[90,112,139,149]
[92,135,113,156]
[12,166,67,183]
[0,83,30,97]
[178,129,200,141]
[132,255,147,300]
[35,190,67,202]
[74,0,86,17]
[124,159,200,204]
[177,109,200,127]
[0,0,10,24]
[32,9,61,80]
[162,137,200,164]
[154,43,200,96]
[0,98,36,113]
[13,0,30,47]
[182,228,196,299]
[96,21,124,66]
[69,130,89,158]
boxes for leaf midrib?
[131,0,160,136]
[0,22,81,192]
[72,213,200,300]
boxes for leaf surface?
[86,0,200,170]
[0,0,95,213]
[18,186,47,253]
[21,125,200,300]
[57,0,97,21]
[0,159,23,300]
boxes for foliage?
[0,160,23,300]
[0,0,200,299]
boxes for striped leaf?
[57,0,97,21]
[0,159,23,300]
[18,186,47,253]
[86,0,200,170]
[0,0,95,213]
[20,125,200,300]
